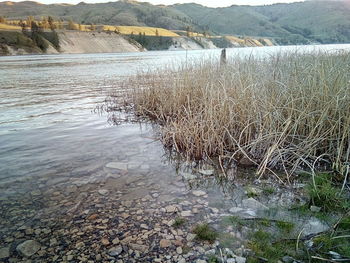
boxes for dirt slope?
[58,31,143,54]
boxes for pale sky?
[7,0,305,7]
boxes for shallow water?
[0,45,349,262]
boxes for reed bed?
[113,51,350,181]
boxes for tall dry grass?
[113,51,350,181]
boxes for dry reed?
[111,51,350,181]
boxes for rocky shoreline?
[0,155,336,263]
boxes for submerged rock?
[302,218,329,236]
[310,206,321,212]
[235,256,247,263]
[98,189,109,196]
[242,198,268,210]
[105,162,128,170]
[198,169,214,176]
[192,190,206,197]
[0,247,10,259]
[108,246,123,256]
[229,207,257,219]
[16,240,41,257]
[181,172,197,180]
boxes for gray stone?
[182,173,197,180]
[108,246,123,256]
[106,162,128,170]
[227,259,236,263]
[205,249,216,255]
[302,218,329,236]
[0,247,10,259]
[112,238,120,245]
[181,211,192,217]
[229,207,245,213]
[198,169,214,176]
[30,190,41,196]
[176,247,183,254]
[235,257,246,263]
[282,256,295,263]
[329,251,341,259]
[196,260,207,263]
[129,243,149,253]
[229,207,257,218]
[192,190,206,197]
[16,240,41,257]
[224,248,235,257]
[242,198,268,210]
[186,233,196,241]
[310,206,321,213]
[165,205,178,213]
[98,189,109,196]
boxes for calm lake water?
[1,44,350,183]
[0,45,349,262]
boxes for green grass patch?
[307,173,350,212]
[173,217,186,228]
[276,221,294,233]
[193,223,218,243]
[262,186,276,195]
[208,255,220,263]
[218,232,236,248]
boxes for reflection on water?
[0,45,348,262]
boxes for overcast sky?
[8,0,305,7]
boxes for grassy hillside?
[0,0,349,44]
[171,1,350,44]
[0,1,199,31]
[254,1,350,43]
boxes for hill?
[0,0,349,44]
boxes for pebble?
[129,243,149,252]
[101,238,110,246]
[235,256,247,263]
[165,205,178,213]
[198,169,214,176]
[242,198,268,210]
[310,206,321,212]
[181,172,197,180]
[109,246,123,256]
[112,238,120,244]
[98,189,109,196]
[160,239,171,248]
[192,190,206,197]
[87,214,99,220]
[105,162,128,170]
[16,240,41,257]
[176,247,183,254]
[181,211,192,217]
